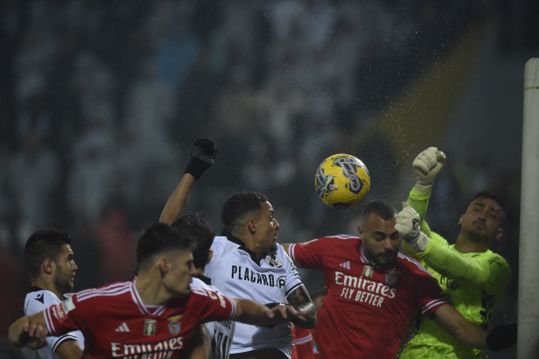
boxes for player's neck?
[32,277,62,299]
[454,235,489,253]
[135,274,176,306]
[231,230,265,260]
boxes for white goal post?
[518,57,539,359]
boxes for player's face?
[253,201,280,252]
[53,244,78,293]
[359,213,400,270]
[459,197,503,243]
[163,250,197,297]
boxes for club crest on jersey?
[384,269,400,286]
[266,255,282,268]
[144,319,157,336]
[362,265,374,278]
[167,315,182,335]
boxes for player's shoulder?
[317,234,360,247]
[211,235,237,256]
[24,289,61,315]
[483,249,511,273]
[191,277,219,293]
[74,281,132,304]
[396,252,432,277]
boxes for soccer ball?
[314,153,371,208]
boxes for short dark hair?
[467,192,506,224]
[136,223,195,271]
[25,229,72,278]
[360,199,396,224]
[221,191,269,232]
[171,214,215,270]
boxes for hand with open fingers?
[413,146,446,190]
[184,138,218,179]
[395,203,429,251]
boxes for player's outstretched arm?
[434,304,516,352]
[56,340,83,359]
[286,285,316,328]
[233,299,311,328]
[159,138,217,224]
[9,312,49,350]
[434,304,488,348]
[184,325,211,359]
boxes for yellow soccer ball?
[314,153,371,208]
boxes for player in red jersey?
[9,222,310,358]
[284,200,513,359]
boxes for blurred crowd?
[0,0,521,341]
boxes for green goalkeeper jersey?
[400,187,510,359]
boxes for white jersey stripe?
[293,333,313,345]
[421,299,447,314]
[285,282,303,298]
[77,282,131,301]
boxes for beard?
[463,226,491,244]
[55,276,74,294]
[365,249,397,270]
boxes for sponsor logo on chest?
[231,265,285,288]
[334,270,397,308]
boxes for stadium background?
[1,1,537,358]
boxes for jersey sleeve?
[279,245,304,297]
[25,292,80,352]
[414,267,447,315]
[43,295,83,337]
[287,238,326,269]
[190,286,237,323]
[418,242,511,294]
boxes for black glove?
[184,138,217,179]
[486,323,517,352]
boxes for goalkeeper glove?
[184,138,217,180]
[395,204,429,251]
[486,323,517,352]
[413,146,446,192]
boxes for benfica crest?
[167,315,182,335]
[384,269,400,286]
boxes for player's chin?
[377,256,396,268]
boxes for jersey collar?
[223,231,276,265]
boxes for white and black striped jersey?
[191,277,235,359]
[24,289,84,359]
[205,235,304,358]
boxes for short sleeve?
[279,246,303,297]
[288,238,325,268]
[190,287,237,323]
[43,295,81,336]
[25,291,80,351]
[417,272,447,315]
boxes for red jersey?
[43,280,236,358]
[288,235,446,359]
[291,326,316,359]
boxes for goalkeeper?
[397,147,512,359]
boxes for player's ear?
[248,219,256,235]
[207,250,214,263]
[158,257,169,277]
[42,257,55,275]
[458,215,464,226]
[495,227,504,242]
